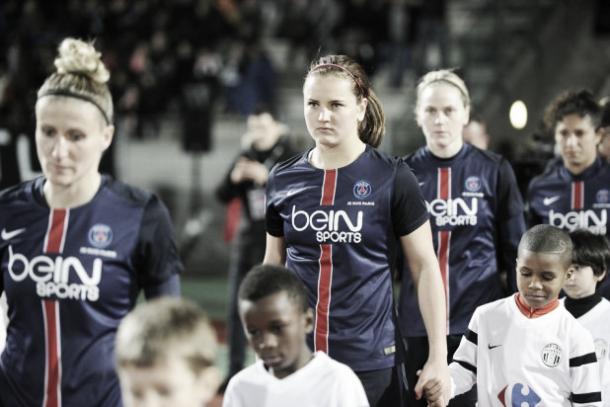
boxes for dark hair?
[306,54,385,148]
[601,101,610,128]
[569,229,610,279]
[518,224,573,268]
[238,264,308,312]
[543,90,602,133]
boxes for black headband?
[38,89,111,124]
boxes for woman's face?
[35,96,113,189]
[416,82,469,153]
[303,74,366,149]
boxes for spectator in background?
[215,108,296,390]
[527,90,610,300]
[462,112,490,150]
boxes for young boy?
[563,229,610,405]
[115,297,220,407]
[426,225,602,406]
[223,264,369,407]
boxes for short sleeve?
[133,195,183,290]
[392,159,429,237]
[265,165,284,237]
[449,308,479,396]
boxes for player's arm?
[569,329,603,406]
[496,159,526,292]
[448,310,479,397]
[136,195,183,299]
[400,222,450,404]
[263,233,285,265]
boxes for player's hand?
[414,358,450,406]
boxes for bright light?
[509,100,528,130]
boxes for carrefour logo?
[426,197,478,226]
[548,209,607,234]
[291,206,363,243]
[498,384,541,406]
[8,246,102,301]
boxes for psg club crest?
[88,224,113,249]
[596,189,609,204]
[353,180,372,200]
[541,343,562,367]
[464,176,481,192]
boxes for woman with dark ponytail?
[263,55,450,406]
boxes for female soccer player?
[263,55,450,406]
[0,38,182,406]
[400,69,525,406]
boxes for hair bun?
[54,38,109,84]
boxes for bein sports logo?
[291,205,363,243]
[7,246,102,301]
[498,383,541,407]
[426,197,478,227]
[548,209,607,235]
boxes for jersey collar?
[515,293,560,318]
[559,157,604,180]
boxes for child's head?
[563,229,610,299]
[238,264,313,379]
[115,297,219,407]
[516,225,573,308]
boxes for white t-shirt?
[562,297,610,406]
[450,294,602,406]
[223,351,369,407]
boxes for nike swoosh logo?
[488,344,502,350]
[1,227,26,240]
[543,196,560,206]
[418,182,425,187]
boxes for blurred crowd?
[0,0,447,142]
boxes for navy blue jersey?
[0,176,182,407]
[527,158,610,298]
[400,144,525,337]
[266,146,428,371]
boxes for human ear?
[102,124,115,151]
[304,308,314,334]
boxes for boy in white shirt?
[563,229,610,406]
[223,264,369,407]
[425,224,603,406]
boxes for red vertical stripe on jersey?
[571,181,584,210]
[315,169,337,353]
[320,169,337,206]
[315,244,333,352]
[437,168,451,330]
[42,209,68,407]
[42,300,61,407]
[44,209,68,253]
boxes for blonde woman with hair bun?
[0,38,183,406]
